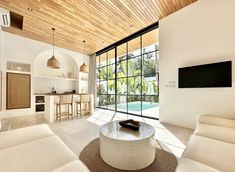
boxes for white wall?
[0,31,89,118]
[159,0,235,129]
[0,28,2,114]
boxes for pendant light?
[80,40,89,73]
[47,28,60,69]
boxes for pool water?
[110,101,158,111]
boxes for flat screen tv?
[178,61,232,88]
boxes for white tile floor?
[1,108,193,159]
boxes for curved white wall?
[34,50,78,78]
[33,50,79,93]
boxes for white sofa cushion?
[176,157,220,172]
[195,123,235,144]
[183,135,235,172]
[52,160,90,172]
[198,115,235,129]
[0,135,77,172]
[0,124,53,149]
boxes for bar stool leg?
[59,105,61,122]
[71,103,73,120]
[76,103,78,117]
[56,105,58,120]
[88,102,90,115]
[77,103,79,117]
[80,103,82,118]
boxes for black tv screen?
[178,61,232,88]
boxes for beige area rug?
[80,138,178,172]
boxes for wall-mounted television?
[178,61,232,88]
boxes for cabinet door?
[7,73,31,109]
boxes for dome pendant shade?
[80,62,89,73]
[80,40,89,73]
[47,56,60,69]
[47,27,60,69]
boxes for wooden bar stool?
[75,94,90,118]
[56,94,74,122]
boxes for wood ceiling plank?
[133,0,156,23]
[151,0,165,19]
[144,0,161,20]
[164,0,177,13]
[0,0,197,54]
[117,0,149,27]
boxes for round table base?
[100,132,156,170]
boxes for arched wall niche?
[33,49,79,93]
[33,49,78,78]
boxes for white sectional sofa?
[0,124,90,172]
[176,115,235,172]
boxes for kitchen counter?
[34,93,89,96]
[37,93,94,123]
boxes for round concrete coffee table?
[100,120,156,170]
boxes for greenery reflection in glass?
[96,29,159,118]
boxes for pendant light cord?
[83,40,86,63]
[52,28,55,57]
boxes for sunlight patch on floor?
[87,109,193,158]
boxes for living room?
[0,0,235,172]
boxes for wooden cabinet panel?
[7,73,31,109]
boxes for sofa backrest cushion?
[195,123,235,144]
[198,115,235,129]
[0,124,53,149]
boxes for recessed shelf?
[7,61,31,73]
[34,75,77,81]
[6,70,31,74]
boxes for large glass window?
[96,27,159,119]
[96,49,116,109]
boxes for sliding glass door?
[96,27,159,119]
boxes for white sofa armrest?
[182,135,235,172]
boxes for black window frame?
[96,22,159,120]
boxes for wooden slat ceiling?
[0,0,197,55]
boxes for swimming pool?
[109,101,158,111]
